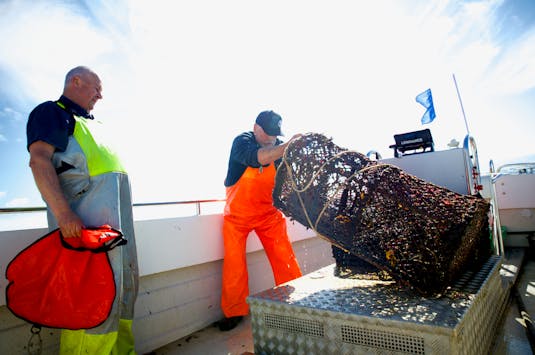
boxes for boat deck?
[493,252,535,355]
[147,315,254,355]
[150,248,535,355]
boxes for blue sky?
[1,0,534,213]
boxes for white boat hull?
[0,216,333,354]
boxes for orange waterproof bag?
[5,226,126,330]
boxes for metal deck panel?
[248,256,506,354]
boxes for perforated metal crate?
[247,256,506,355]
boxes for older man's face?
[77,73,102,112]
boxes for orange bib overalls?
[221,164,302,317]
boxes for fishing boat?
[1,131,534,355]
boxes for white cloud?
[484,29,535,95]
[0,0,534,205]
[0,1,115,102]
[5,197,31,208]
[0,107,24,122]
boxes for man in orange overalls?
[218,110,303,331]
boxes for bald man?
[27,66,139,354]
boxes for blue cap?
[255,110,283,136]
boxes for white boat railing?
[0,199,226,216]
[489,160,505,256]
[487,160,535,254]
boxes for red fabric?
[5,226,122,329]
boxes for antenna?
[453,74,482,194]
[452,73,470,136]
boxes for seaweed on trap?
[273,133,491,296]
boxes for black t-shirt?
[224,131,283,187]
[26,95,92,152]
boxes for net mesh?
[273,133,491,295]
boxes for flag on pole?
[416,88,436,124]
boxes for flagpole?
[452,73,470,136]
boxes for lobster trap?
[273,133,491,295]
